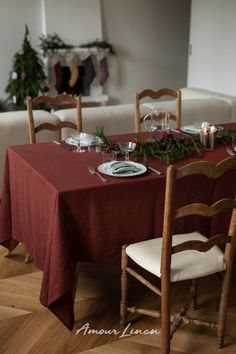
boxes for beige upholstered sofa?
[0,87,236,195]
[142,87,236,127]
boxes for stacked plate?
[66,133,96,147]
[181,125,224,135]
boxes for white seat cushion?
[125,232,226,282]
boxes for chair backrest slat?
[134,88,181,133]
[176,158,236,179]
[27,94,82,144]
[172,234,232,254]
[176,199,236,219]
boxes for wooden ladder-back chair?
[120,157,236,354]
[27,94,82,144]
[134,88,181,133]
[25,94,82,263]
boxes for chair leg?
[24,252,31,263]
[217,268,233,348]
[72,262,80,302]
[120,245,128,327]
[161,279,171,354]
[190,279,197,310]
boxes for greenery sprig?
[95,128,236,165]
[216,128,236,143]
[95,129,204,165]
[39,34,116,56]
[39,33,74,56]
[133,134,204,165]
[79,39,116,55]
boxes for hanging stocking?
[54,61,62,91]
[98,51,109,86]
[66,53,79,87]
[52,55,62,92]
[80,51,96,88]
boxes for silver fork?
[87,165,109,182]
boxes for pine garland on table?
[95,128,236,165]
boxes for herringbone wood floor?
[0,244,236,354]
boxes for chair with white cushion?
[120,157,236,354]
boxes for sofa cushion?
[142,97,231,128]
[0,110,60,144]
[181,87,236,103]
[181,87,236,122]
[53,104,150,139]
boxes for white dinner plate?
[181,125,224,135]
[181,125,201,134]
[65,134,96,147]
[98,161,147,177]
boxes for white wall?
[43,0,102,43]
[0,0,190,105]
[188,0,236,96]
[101,0,190,104]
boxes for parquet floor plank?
[0,245,236,353]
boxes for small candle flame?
[201,121,210,131]
[210,125,217,132]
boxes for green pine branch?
[39,33,117,55]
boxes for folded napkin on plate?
[110,162,141,174]
[182,125,200,133]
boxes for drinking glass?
[71,132,86,153]
[102,149,118,163]
[118,141,136,161]
[88,136,102,153]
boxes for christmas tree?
[5,25,47,110]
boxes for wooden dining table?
[0,125,236,330]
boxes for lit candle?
[200,122,209,147]
[209,125,217,150]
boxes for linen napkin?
[110,162,141,174]
[181,125,200,134]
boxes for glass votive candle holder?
[199,128,209,147]
[216,126,224,138]
[209,126,217,150]
[101,149,118,163]
[88,137,103,153]
[108,150,118,161]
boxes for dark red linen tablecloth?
[0,128,236,330]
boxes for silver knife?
[148,166,163,175]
